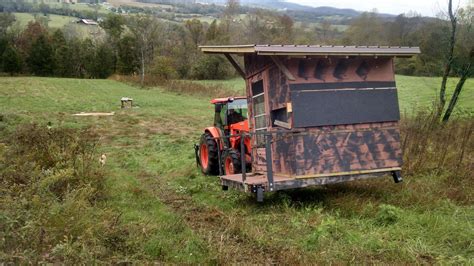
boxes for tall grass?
[0,124,119,263]
[400,111,473,203]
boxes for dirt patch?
[72,112,115,116]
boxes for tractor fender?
[204,127,224,149]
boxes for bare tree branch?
[437,0,457,117]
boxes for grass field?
[0,76,473,263]
[14,12,78,29]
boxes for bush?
[0,124,123,263]
[151,56,178,80]
[190,55,234,80]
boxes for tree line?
[0,2,472,83]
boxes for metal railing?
[210,129,302,192]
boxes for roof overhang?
[211,96,246,104]
[200,44,421,57]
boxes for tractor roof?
[211,97,246,104]
[200,44,421,57]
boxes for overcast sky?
[285,0,471,17]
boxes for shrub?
[190,55,234,80]
[151,56,178,80]
[0,124,122,263]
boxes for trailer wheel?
[199,132,219,175]
[222,149,242,175]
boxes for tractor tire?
[199,132,219,175]
[222,149,242,175]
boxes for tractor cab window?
[214,103,225,128]
[227,99,248,125]
[219,104,228,126]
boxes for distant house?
[77,19,98,26]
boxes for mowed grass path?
[0,77,473,263]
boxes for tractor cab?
[211,97,249,134]
[196,96,252,176]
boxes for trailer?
[199,45,421,201]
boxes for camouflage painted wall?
[244,55,401,178]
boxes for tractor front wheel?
[222,149,242,175]
[199,132,219,175]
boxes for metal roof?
[200,44,421,57]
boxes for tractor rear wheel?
[199,132,219,175]
[222,149,242,175]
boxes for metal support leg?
[392,171,403,183]
[256,186,264,202]
[217,139,222,176]
[240,133,246,182]
[265,134,274,191]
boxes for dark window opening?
[271,107,289,128]
[333,59,349,80]
[298,60,308,79]
[314,59,328,81]
[356,61,370,80]
[252,80,266,147]
[251,80,264,95]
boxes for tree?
[2,44,22,75]
[206,19,218,42]
[151,56,177,80]
[51,29,73,77]
[0,12,15,37]
[117,35,139,75]
[185,19,203,46]
[127,15,162,86]
[27,34,54,76]
[437,0,458,118]
[16,21,47,57]
[343,11,385,45]
[225,0,240,18]
[190,55,233,80]
[100,13,125,72]
[441,4,473,122]
[275,14,294,43]
[318,20,333,44]
[91,43,114,78]
[434,1,474,122]
[100,13,125,40]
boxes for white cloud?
[285,0,470,17]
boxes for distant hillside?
[121,0,398,25]
[200,0,395,17]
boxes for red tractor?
[196,97,252,176]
